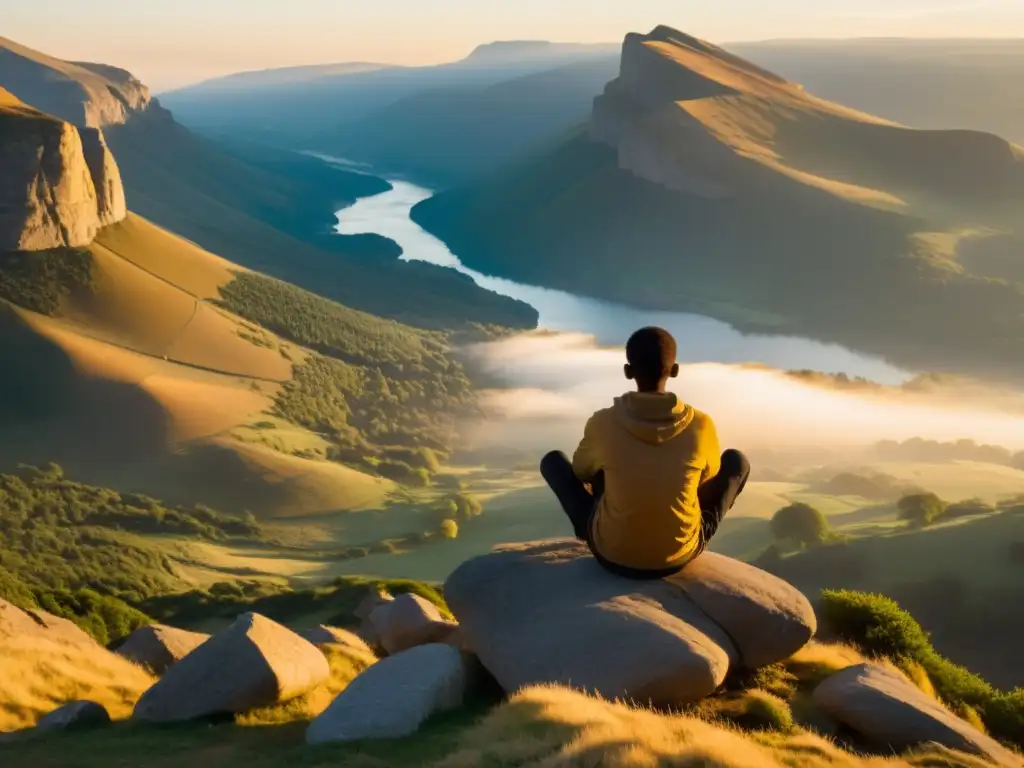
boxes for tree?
[770,503,830,548]
[439,519,459,539]
[897,493,946,528]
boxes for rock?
[78,127,126,226]
[115,624,210,675]
[133,612,329,723]
[354,586,393,620]
[0,38,154,128]
[0,91,102,250]
[814,663,1020,766]
[444,540,738,706]
[306,644,466,744]
[35,701,110,733]
[666,551,816,669]
[0,598,96,647]
[297,625,373,655]
[368,593,458,655]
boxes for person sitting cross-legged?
[540,326,750,579]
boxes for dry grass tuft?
[0,634,155,732]
[236,643,376,726]
[434,685,993,768]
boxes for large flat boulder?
[132,613,329,723]
[666,550,816,669]
[444,540,738,706]
[306,643,466,744]
[367,593,457,655]
[814,663,1020,766]
[115,624,210,675]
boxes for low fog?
[461,332,1024,462]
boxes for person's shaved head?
[625,327,679,392]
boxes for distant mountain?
[0,37,536,331]
[326,57,620,186]
[160,41,621,146]
[413,26,1024,380]
[732,39,1024,144]
[169,62,392,93]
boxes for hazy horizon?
[6,0,1024,91]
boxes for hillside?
[325,57,620,186]
[0,37,536,331]
[413,26,1024,380]
[732,39,1024,144]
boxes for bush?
[897,492,946,527]
[770,503,830,548]
[941,498,994,520]
[439,519,459,539]
[818,590,931,660]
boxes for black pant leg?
[696,449,751,548]
[540,451,597,541]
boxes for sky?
[6,0,1024,91]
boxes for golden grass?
[438,684,995,768]
[93,214,238,300]
[236,644,376,726]
[0,634,154,732]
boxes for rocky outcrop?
[443,540,815,707]
[306,644,467,744]
[115,624,210,675]
[132,613,329,723]
[0,37,154,128]
[0,90,127,251]
[79,127,127,226]
[366,593,458,655]
[814,663,1020,766]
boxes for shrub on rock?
[132,612,328,723]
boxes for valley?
[1,16,1023,766]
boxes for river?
[335,178,908,384]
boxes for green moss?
[0,247,94,315]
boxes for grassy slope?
[412,35,1024,379]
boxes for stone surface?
[444,540,738,706]
[35,701,110,733]
[306,644,466,744]
[0,38,153,128]
[354,587,393,620]
[133,612,329,723]
[78,127,127,226]
[297,625,373,655]
[115,624,210,675]
[368,593,458,655]
[666,550,816,669]
[814,663,1020,766]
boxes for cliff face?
[0,37,155,128]
[0,89,126,250]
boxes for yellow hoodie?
[573,392,721,571]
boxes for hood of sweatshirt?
[613,392,694,445]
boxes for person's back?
[577,393,719,571]
[541,326,750,579]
